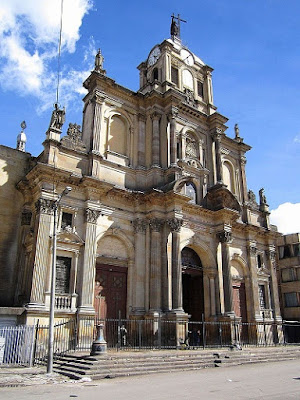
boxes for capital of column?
[150,111,162,121]
[133,218,148,234]
[86,208,101,224]
[91,92,105,105]
[211,128,223,142]
[149,218,164,232]
[247,244,257,256]
[35,198,55,215]
[138,113,146,122]
[167,218,183,232]
[217,230,232,244]
[167,108,178,122]
[240,155,247,165]
[266,247,276,262]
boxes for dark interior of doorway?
[182,270,204,322]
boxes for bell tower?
[137,15,216,116]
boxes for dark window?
[293,243,300,257]
[56,256,71,294]
[197,81,204,98]
[153,68,158,81]
[171,66,179,86]
[284,245,291,258]
[257,254,262,269]
[282,268,296,282]
[61,212,73,229]
[284,292,300,307]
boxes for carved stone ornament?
[149,218,164,232]
[21,211,32,226]
[185,139,197,159]
[35,199,55,215]
[86,208,101,224]
[248,245,257,257]
[61,123,87,152]
[167,218,183,232]
[217,230,232,243]
[133,218,148,234]
[266,249,276,262]
[184,88,196,107]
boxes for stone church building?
[0,21,282,334]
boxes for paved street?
[1,359,300,399]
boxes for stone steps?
[53,347,300,381]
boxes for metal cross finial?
[170,13,187,39]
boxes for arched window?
[182,69,194,90]
[223,161,235,193]
[108,115,127,156]
[182,182,197,204]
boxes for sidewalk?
[0,366,69,387]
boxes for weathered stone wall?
[0,146,30,306]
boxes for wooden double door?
[94,264,127,320]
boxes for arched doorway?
[181,247,204,321]
[94,235,129,320]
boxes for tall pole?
[47,187,71,374]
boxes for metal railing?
[0,325,35,365]
[1,318,300,366]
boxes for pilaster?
[217,229,234,315]
[149,218,164,311]
[78,207,101,314]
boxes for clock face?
[148,46,161,66]
[180,49,194,66]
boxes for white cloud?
[294,135,300,144]
[0,0,93,110]
[270,203,300,234]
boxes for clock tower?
[137,22,216,116]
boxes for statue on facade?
[259,188,268,206]
[170,15,179,37]
[94,48,105,73]
[49,103,65,131]
[234,123,240,139]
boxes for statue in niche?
[49,103,65,131]
[185,137,197,159]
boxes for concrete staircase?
[53,346,300,381]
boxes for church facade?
[0,24,282,337]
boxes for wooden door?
[232,282,247,321]
[94,264,127,320]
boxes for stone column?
[247,242,261,320]
[78,208,101,313]
[208,273,217,317]
[137,114,146,167]
[91,94,104,153]
[151,112,161,167]
[132,218,147,314]
[167,218,183,311]
[168,112,177,166]
[28,199,53,307]
[217,230,234,315]
[149,218,164,311]
[213,130,223,184]
[266,246,282,320]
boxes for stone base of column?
[77,306,95,317]
[166,311,189,348]
[25,302,46,311]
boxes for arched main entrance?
[181,247,204,321]
[94,234,129,320]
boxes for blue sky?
[0,0,299,233]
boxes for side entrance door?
[94,264,127,320]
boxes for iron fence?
[1,318,300,366]
[0,325,35,365]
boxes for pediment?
[57,229,84,245]
[202,183,241,212]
